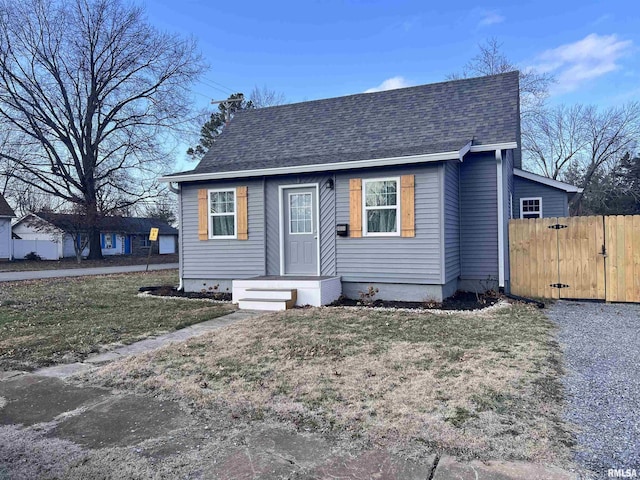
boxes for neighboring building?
[0,194,16,260]
[160,72,581,308]
[11,213,178,259]
[512,169,581,218]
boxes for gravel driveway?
[546,301,640,478]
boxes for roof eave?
[514,168,583,193]
[161,142,517,183]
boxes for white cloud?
[531,33,633,94]
[364,76,411,93]
[591,14,612,26]
[477,9,505,27]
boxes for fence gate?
[509,215,640,302]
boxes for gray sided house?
[161,72,580,309]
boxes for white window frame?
[288,192,313,235]
[104,233,114,249]
[520,197,542,219]
[362,177,401,237]
[208,188,237,239]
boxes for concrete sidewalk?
[0,262,178,282]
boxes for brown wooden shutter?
[198,189,208,240]
[236,186,248,240]
[349,178,362,238]
[401,175,415,237]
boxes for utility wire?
[200,78,237,94]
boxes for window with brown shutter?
[349,175,415,238]
[198,186,248,240]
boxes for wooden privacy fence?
[509,215,640,303]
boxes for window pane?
[211,191,234,213]
[212,215,234,236]
[367,209,397,233]
[365,180,397,206]
[289,193,312,233]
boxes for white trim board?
[495,150,505,289]
[207,188,238,240]
[362,176,401,237]
[520,197,543,219]
[278,183,321,277]
[159,142,519,183]
[514,168,583,193]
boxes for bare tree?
[0,0,205,259]
[448,38,554,115]
[249,85,286,108]
[525,102,640,213]
[523,104,590,179]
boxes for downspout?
[9,219,13,260]
[168,182,184,291]
[495,149,505,290]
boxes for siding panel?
[335,164,441,284]
[182,181,265,279]
[460,152,498,279]
[513,176,569,218]
[443,161,460,282]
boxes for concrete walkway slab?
[0,263,178,282]
[0,376,108,426]
[313,449,435,479]
[433,455,577,480]
[49,395,192,449]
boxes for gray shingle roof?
[36,213,178,235]
[0,194,15,217]
[189,72,519,175]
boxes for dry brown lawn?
[87,303,573,464]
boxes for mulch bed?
[329,290,501,311]
[139,285,232,302]
[140,286,501,311]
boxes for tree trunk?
[85,202,103,260]
[87,225,103,260]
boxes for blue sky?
[145,0,638,109]
[143,0,639,170]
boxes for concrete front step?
[237,297,296,311]
[237,288,297,311]
[244,288,297,301]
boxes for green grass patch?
[0,270,233,370]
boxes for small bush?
[358,285,379,305]
[24,251,42,261]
